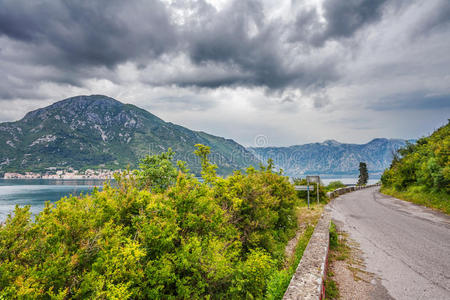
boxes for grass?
[325,222,340,299]
[324,278,339,300]
[265,202,324,300]
[381,185,450,215]
[325,221,373,299]
[324,222,341,300]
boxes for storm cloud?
[0,0,176,67]
[0,0,384,90]
[0,0,449,145]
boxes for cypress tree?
[358,162,369,185]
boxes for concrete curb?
[283,209,331,300]
[283,184,379,300]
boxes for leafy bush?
[325,181,346,192]
[381,121,449,212]
[0,145,300,299]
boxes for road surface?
[330,187,450,299]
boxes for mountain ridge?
[0,95,260,175]
[248,138,413,177]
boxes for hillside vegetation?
[0,95,259,176]
[0,145,303,299]
[381,121,449,214]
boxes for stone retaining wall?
[283,184,379,299]
[283,210,331,300]
[327,183,380,199]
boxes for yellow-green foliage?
[0,145,299,299]
[381,121,449,212]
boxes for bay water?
[0,179,105,223]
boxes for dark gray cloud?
[0,0,449,128]
[0,0,176,68]
[0,0,341,92]
[186,1,286,87]
[290,0,389,47]
[322,0,389,40]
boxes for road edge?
[283,184,380,300]
[283,209,331,300]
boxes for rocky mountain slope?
[248,139,412,177]
[0,95,260,175]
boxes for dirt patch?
[326,222,393,300]
[284,204,324,263]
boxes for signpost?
[294,185,313,208]
[306,175,321,205]
[294,185,311,191]
[293,176,320,209]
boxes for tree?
[357,162,369,185]
[133,148,178,193]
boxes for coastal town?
[3,168,117,179]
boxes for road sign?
[306,175,321,205]
[306,175,320,183]
[294,185,312,191]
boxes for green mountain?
[0,95,260,175]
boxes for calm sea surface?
[320,177,380,185]
[0,179,105,222]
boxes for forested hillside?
[0,95,260,176]
[381,121,449,213]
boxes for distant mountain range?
[248,138,413,178]
[0,94,413,177]
[0,95,259,175]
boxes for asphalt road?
[330,187,450,300]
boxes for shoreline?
[2,170,118,180]
[1,178,113,180]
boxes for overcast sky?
[0,0,449,146]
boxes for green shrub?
[325,181,346,192]
[381,121,449,212]
[0,145,300,299]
